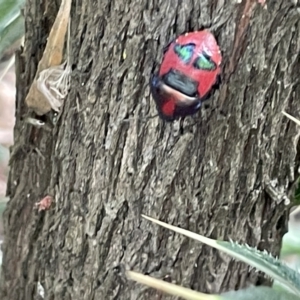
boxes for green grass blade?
[142,215,300,296]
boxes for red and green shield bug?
[150,30,222,121]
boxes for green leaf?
[281,229,300,257]
[0,13,24,59]
[0,0,23,32]
[0,144,9,165]
[0,0,24,59]
[293,183,300,205]
[0,200,7,216]
[218,240,300,295]
[142,215,300,296]
[222,286,300,300]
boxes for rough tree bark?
[1,0,300,299]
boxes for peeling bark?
[1,0,300,299]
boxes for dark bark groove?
[1,0,300,299]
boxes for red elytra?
[150,30,222,121]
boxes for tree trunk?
[1,0,300,299]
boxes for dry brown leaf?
[25,0,72,115]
